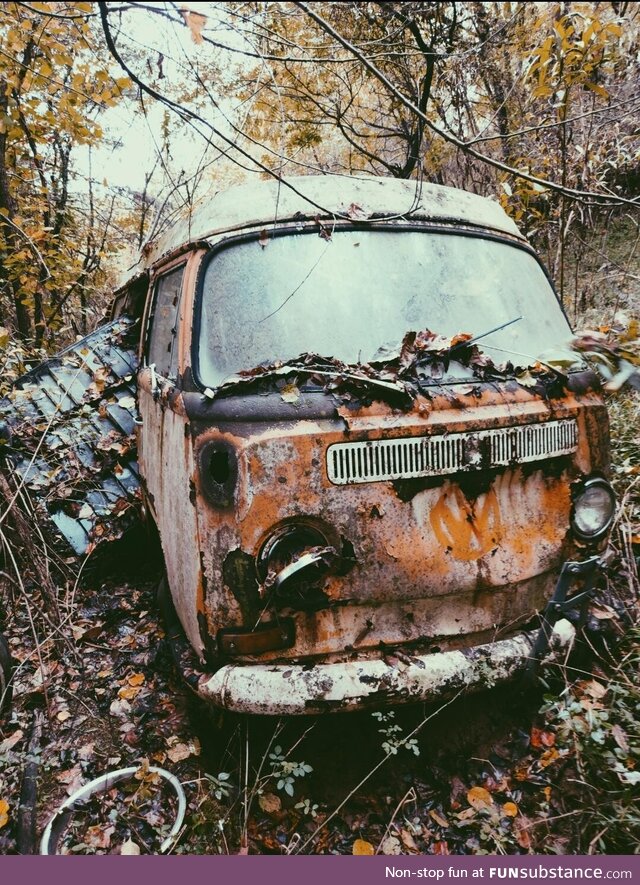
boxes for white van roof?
[138,174,524,271]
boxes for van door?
[137,260,205,657]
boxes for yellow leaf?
[0,799,9,829]
[540,748,560,768]
[353,838,375,855]
[502,802,519,817]
[467,786,494,810]
[128,672,145,686]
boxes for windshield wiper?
[448,315,523,357]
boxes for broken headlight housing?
[571,477,616,541]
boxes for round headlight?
[571,478,616,540]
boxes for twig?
[16,711,43,854]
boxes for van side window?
[147,265,185,379]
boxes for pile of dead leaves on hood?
[213,320,640,405]
[214,328,566,405]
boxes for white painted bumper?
[197,630,539,715]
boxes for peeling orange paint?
[430,486,502,561]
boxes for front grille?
[326,419,577,485]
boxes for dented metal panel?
[0,318,141,557]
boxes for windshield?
[196,227,570,387]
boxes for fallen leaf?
[540,748,560,768]
[0,730,24,754]
[118,686,141,700]
[166,738,200,763]
[516,369,539,388]
[514,817,532,850]
[56,709,71,723]
[77,743,95,761]
[433,841,450,855]
[581,680,607,700]
[120,838,141,855]
[85,824,115,849]
[400,829,419,852]
[611,724,629,754]
[380,835,402,855]
[530,727,555,749]
[109,698,131,717]
[280,383,300,404]
[502,802,519,817]
[429,809,449,828]
[0,799,9,829]
[258,792,281,814]
[467,786,494,810]
[128,672,145,686]
[352,838,375,855]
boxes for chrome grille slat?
[326,419,578,485]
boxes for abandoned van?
[110,175,613,715]
[0,175,614,716]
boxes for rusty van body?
[33,174,598,715]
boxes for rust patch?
[222,548,262,624]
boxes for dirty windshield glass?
[197,228,570,386]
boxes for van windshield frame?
[192,222,570,390]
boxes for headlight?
[571,477,616,541]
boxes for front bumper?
[198,631,538,715]
[196,555,605,715]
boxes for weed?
[372,711,420,757]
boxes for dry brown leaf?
[179,7,207,43]
[429,809,449,828]
[514,817,532,850]
[280,383,300,404]
[118,685,140,700]
[400,829,419,852]
[86,824,115,849]
[0,799,9,829]
[352,838,374,855]
[467,785,494,810]
[120,838,141,855]
[128,672,145,686]
[611,724,629,754]
[0,730,23,754]
[433,840,450,855]
[166,738,200,763]
[581,679,607,699]
[258,792,282,814]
